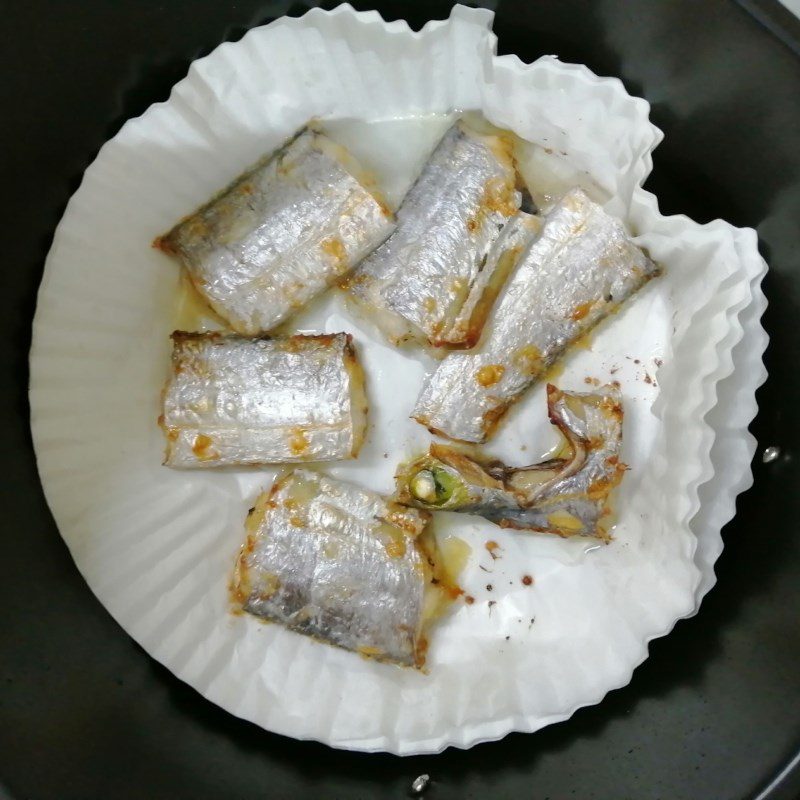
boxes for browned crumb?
[476,364,505,388]
[465,595,475,605]
[522,575,533,586]
[485,541,501,560]
[570,301,593,321]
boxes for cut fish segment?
[348,119,522,347]
[156,126,395,335]
[233,469,448,668]
[160,331,367,467]
[412,188,659,442]
[397,384,625,539]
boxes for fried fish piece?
[412,187,660,442]
[397,385,625,540]
[156,126,395,335]
[233,470,450,668]
[160,331,367,467]
[348,119,522,347]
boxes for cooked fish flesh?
[397,384,625,539]
[155,126,395,335]
[233,469,450,668]
[444,211,541,349]
[348,119,522,347]
[160,332,367,467]
[412,187,660,442]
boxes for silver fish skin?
[156,127,395,335]
[233,469,432,667]
[412,187,659,442]
[348,120,521,348]
[160,332,367,468]
[397,384,625,540]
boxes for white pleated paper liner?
[29,4,767,754]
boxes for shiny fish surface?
[349,120,521,347]
[156,127,395,335]
[397,385,625,539]
[233,469,433,667]
[412,188,660,442]
[160,332,367,468]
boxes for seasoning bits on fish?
[160,331,367,467]
[397,384,625,539]
[348,119,522,348]
[156,126,395,335]
[232,470,449,668]
[412,187,660,442]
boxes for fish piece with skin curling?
[160,331,367,467]
[397,384,625,540]
[232,469,452,668]
[445,211,541,350]
[348,119,522,348]
[412,187,660,442]
[155,126,395,335]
